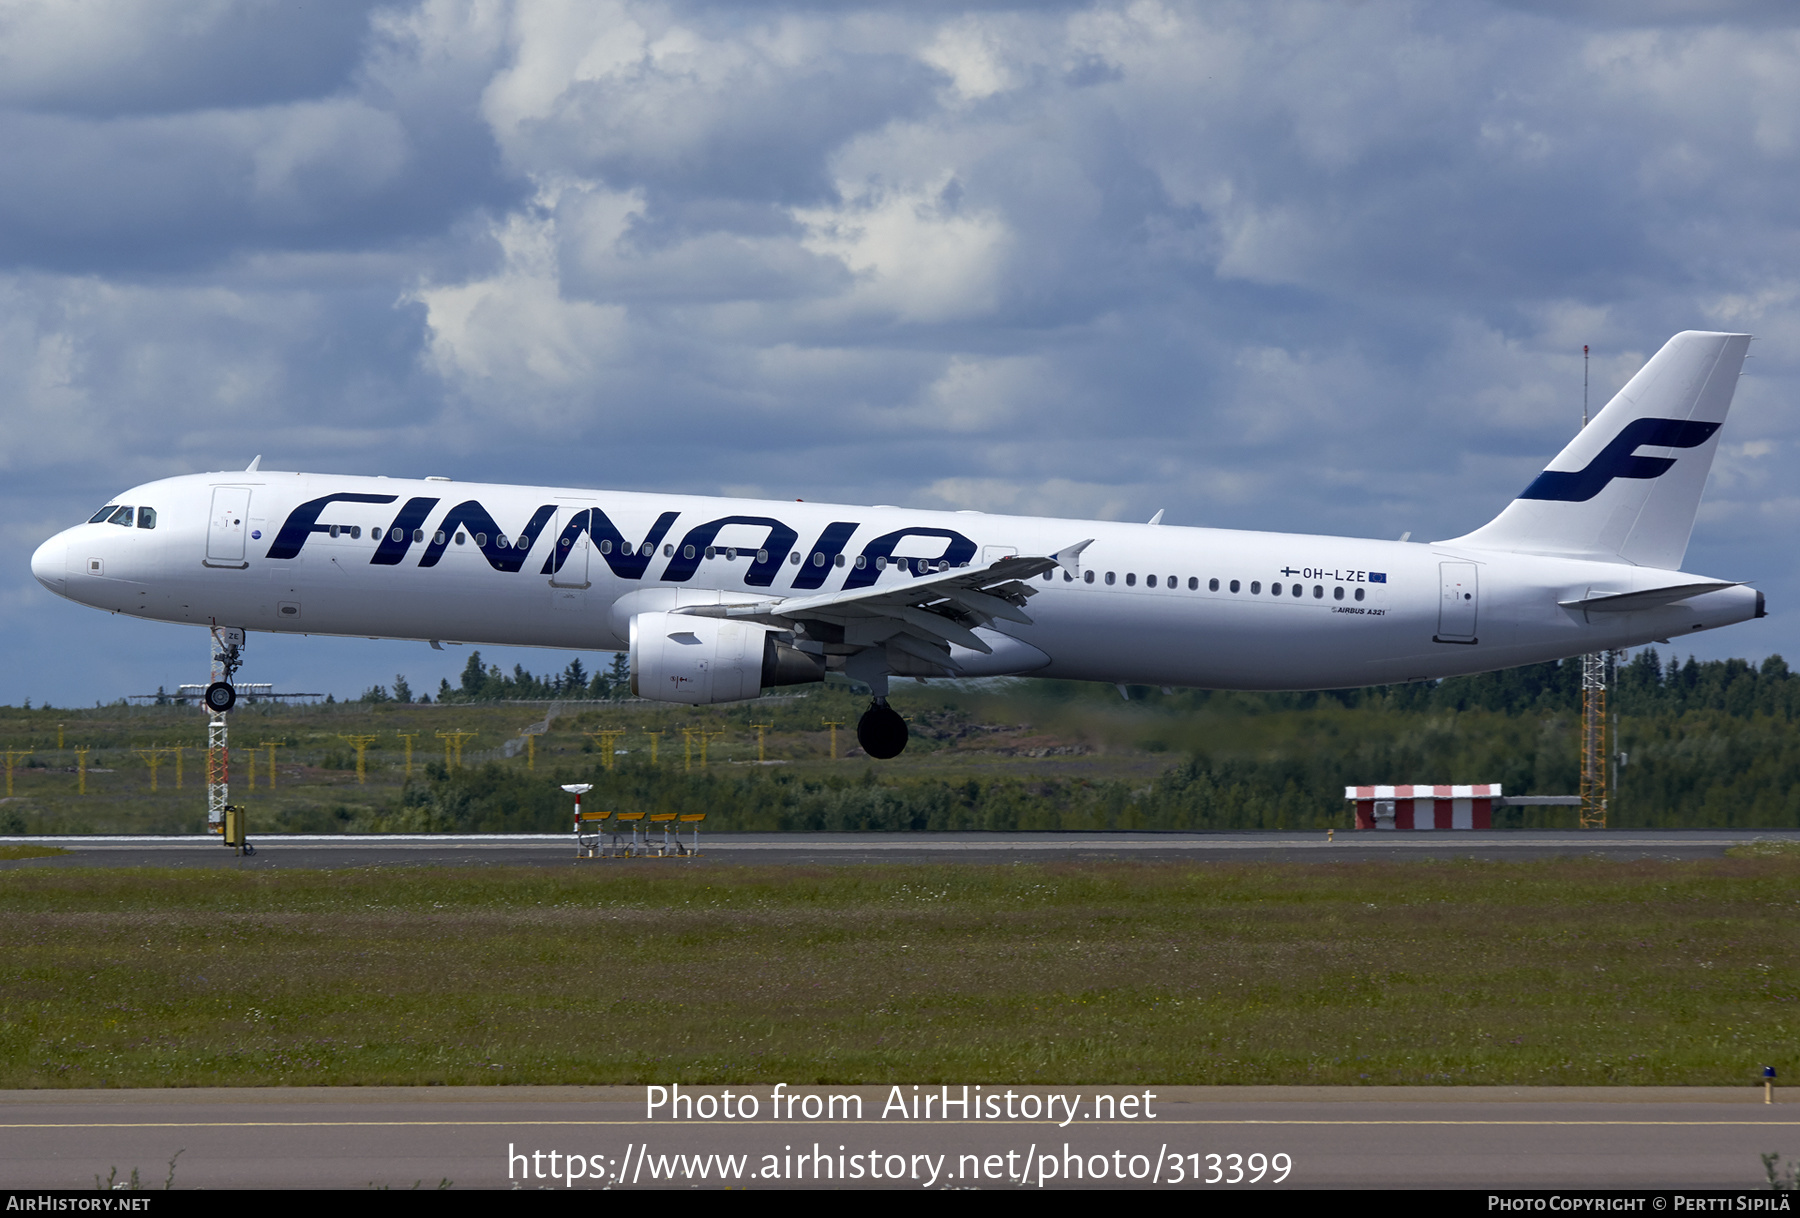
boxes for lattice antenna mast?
[205,626,244,833]
[1580,652,1609,829]
[1577,344,1607,829]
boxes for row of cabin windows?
[656,544,954,574]
[312,528,963,575]
[1042,567,1366,602]
[324,525,539,549]
[88,505,157,529]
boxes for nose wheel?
[856,699,908,759]
[204,681,237,713]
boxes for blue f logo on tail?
[1518,418,1720,503]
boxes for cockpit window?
[106,506,134,528]
[89,505,118,524]
[137,507,157,530]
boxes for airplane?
[30,330,1764,759]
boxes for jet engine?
[629,611,825,705]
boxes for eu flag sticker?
[1369,572,1387,583]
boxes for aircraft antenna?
[1582,344,1589,428]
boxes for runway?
[0,1085,1794,1190]
[3,828,1796,868]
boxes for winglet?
[1053,539,1094,575]
[1147,509,1164,526]
[245,455,262,472]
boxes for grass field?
[5,656,1800,833]
[0,686,1182,836]
[2,855,1795,1088]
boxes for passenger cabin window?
[89,505,118,524]
[1292,583,1303,597]
[1191,577,1201,590]
[1313,585,1324,599]
[1333,586,1344,600]
[1084,570,1095,584]
[1146,574,1156,588]
[1167,575,1176,588]
[1229,579,1239,592]
[106,506,134,527]
[1105,571,1116,585]
[1207,578,1218,591]
[1126,573,1136,586]
[1270,582,1282,596]
[1250,581,1261,594]
[1355,587,1365,601]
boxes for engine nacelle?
[629,611,825,705]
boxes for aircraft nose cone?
[31,535,66,593]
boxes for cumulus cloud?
[4,0,1800,704]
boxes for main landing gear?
[856,699,908,759]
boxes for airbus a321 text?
[31,331,1765,757]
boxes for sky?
[2,0,1797,706]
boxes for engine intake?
[629,611,825,705]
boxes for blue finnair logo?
[1518,418,1720,503]
[266,496,978,593]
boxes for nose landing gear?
[204,681,236,713]
[856,699,908,759]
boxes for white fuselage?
[30,470,1760,691]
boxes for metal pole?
[207,711,228,833]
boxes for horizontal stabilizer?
[1558,581,1739,613]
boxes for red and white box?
[1344,785,1501,830]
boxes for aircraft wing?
[674,539,1092,661]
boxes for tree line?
[358,652,634,703]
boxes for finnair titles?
[32,331,1765,757]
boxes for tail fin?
[1445,331,1750,569]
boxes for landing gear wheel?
[856,701,908,759]
[204,681,236,713]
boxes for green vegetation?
[1,857,1795,1087]
[2,649,1798,834]
[0,845,66,860]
